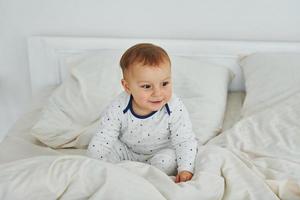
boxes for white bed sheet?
[0,91,300,200]
[1,88,300,200]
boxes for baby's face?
[122,61,172,116]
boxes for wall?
[1,0,300,140]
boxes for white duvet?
[1,91,300,200]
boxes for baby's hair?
[120,43,171,73]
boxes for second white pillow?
[240,52,300,117]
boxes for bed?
[1,36,300,200]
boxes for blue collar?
[123,95,171,119]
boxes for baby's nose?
[152,87,162,96]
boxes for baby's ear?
[121,79,131,94]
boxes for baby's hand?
[175,171,193,183]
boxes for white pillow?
[31,52,123,148]
[31,53,233,148]
[240,52,300,117]
[171,56,233,144]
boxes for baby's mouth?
[149,100,163,104]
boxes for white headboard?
[27,36,300,95]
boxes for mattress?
[222,91,245,131]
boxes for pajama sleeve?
[87,100,122,161]
[169,98,198,173]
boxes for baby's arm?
[169,98,198,182]
[87,101,122,161]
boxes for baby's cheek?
[165,92,172,101]
[139,95,150,103]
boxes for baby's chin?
[148,100,166,110]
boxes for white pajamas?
[87,92,198,175]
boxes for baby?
[87,43,198,183]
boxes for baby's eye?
[162,81,169,87]
[141,84,151,89]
